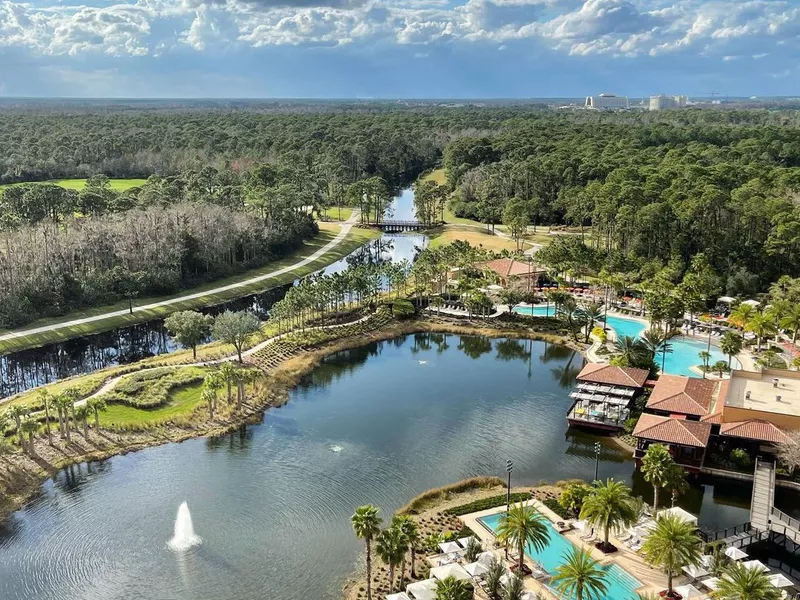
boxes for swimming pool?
[479,511,642,600]
[513,305,557,317]
[603,315,740,377]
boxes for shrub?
[542,497,571,519]
[623,416,640,434]
[444,492,532,516]
[730,448,752,469]
[591,327,607,342]
[558,483,592,515]
[393,299,416,320]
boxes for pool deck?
[461,499,675,598]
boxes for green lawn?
[322,207,353,221]
[101,381,205,428]
[0,178,147,191]
[0,225,380,354]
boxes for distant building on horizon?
[584,94,629,110]
[649,94,689,111]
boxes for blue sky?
[0,0,798,98]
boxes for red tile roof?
[647,375,717,417]
[719,420,793,444]
[577,363,649,388]
[632,414,712,448]
[482,258,542,279]
[700,411,723,424]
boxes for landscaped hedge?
[100,368,205,408]
[542,497,571,519]
[444,492,532,516]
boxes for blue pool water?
[479,512,642,600]
[603,316,739,377]
[513,305,557,317]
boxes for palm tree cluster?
[351,505,421,598]
[729,298,800,358]
[640,443,687,513]
[612,328,672,374]
[269,261,411,332]
[200,365,256,420]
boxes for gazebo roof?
[632,414,712,448]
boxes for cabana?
[438,541,462,555]
[659,506,698,525]
[674,584,704,599]
[741,560,769,573]
[387,594,412,600]
[430,563,471,582]
[725,546,748,561]
[768,573,794,588]
[407,579,437,600]
[464,561,490,578]
[476,551,495,566]
[457,536,474,549]
[682,564,709,580]
[700,577,721,591]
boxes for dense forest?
[3,104,800,329]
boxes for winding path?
[0,211,360,346]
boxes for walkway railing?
[699,522,752,543]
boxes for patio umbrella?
[464,561,490,578]
[700,555,713,568]
[700,577,721,591]
[438,541,462,554]
[457,536,474,549]
[682,564,710,579]
[741,560,770,573]
[573,520,589,532]
[768,573,794,588]
[406,579,437,600]
[725,546,748,561]
[430,563,471,582]
[387,594,412,600]
[476,551,495,566]
[674,584,704,599]
[659,506,698,525]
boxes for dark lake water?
[0,189,426,398]
[0,334,779,600]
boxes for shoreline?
[0,314,580,523]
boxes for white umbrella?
[438,541,462,555]
[725,546,748,561]
[500,574,514,587]
[573,520,589,532]
[682,564,710,579]
[659,506,698,525]
[464,561,490,578]
[742,560,770,573]
[700,577,721,591]
[387,594,412,600]
[457,536,474,549]
[768,573,794,588]
[476,551,495,566]
[674,584,704,599]
[700,555,713,568]
[521,593,537,600]
[430,563,471,582]
[407,579,437,600]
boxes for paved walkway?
[0,211,360,345]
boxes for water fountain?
[167,502,202,552]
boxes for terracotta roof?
[719,420,793,444]
[700,411,723,424]
[577,363,649,388]
[632,413,712,448]
[482,258,542,278]
[647,375,717,417]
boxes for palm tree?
[746,312,776,353]
[551,547,608,600]
[781,304,800,343]
[203,372,224,412]
[641,443,676,513]
[39,390,54,446]
[614,336,647,367]
[719,332,743,368]
[642,329,673,373]
[705,543,729,577]
[376,525,407,592]
[86,398,107,430]
[7,405,28,448]
[433,576,472,600]
[351,505,382,600]
[698,350,711,378]
[464,536,483,563]
[767,299,792,341]
[641,513,702,598]
[496,502,550,571]
[729,303,755,331]
[395,516,420,578]
[503,573,525,600]
[75,405,91,438]
[484,557,506,600]
[202,387,216,420]
[219,361,236,404]
[579,479,638,552]
[582,301,605,343]
[712,562,780,600]
[56,395,72,442]
[713,360,730,378]
[20,418,38,456]
[63,388,80,435]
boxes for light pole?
[505,459,513,558]
[594,442,601,483]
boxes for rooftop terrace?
[725,369,800,418]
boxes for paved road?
[0,212,360,345]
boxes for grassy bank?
[0,225,380,355]
[0,178,148,191]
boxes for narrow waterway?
[0,189,426,397]
[1,333,784,600]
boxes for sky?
[0,0,798,98]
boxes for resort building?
[632,369,799,471]
[480,258,545,291]
[584,94,629,110]
[648,95,688,110]
[567,364,649,431]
